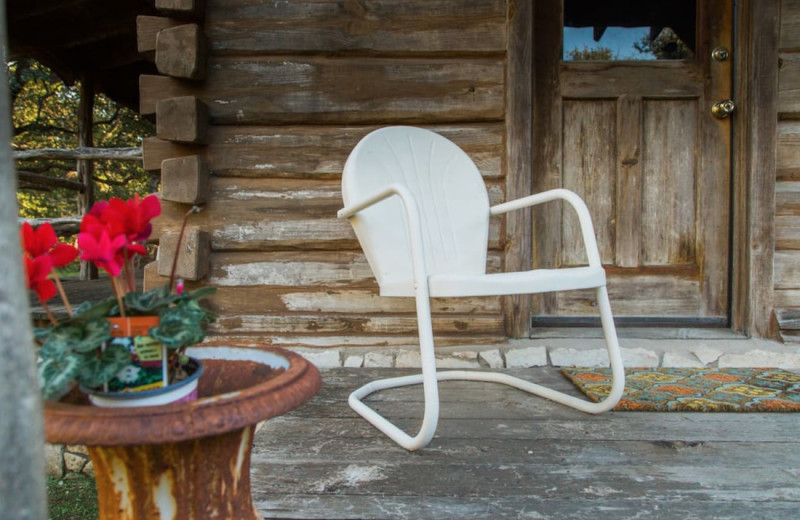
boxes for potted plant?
[22,194,216,406]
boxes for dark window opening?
[563,0,696,61]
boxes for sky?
[563,26,652,60]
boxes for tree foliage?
[565,46,614,61]
[634,27,694,60]
[9,58,156,219]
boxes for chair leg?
[349,287,441,451]
[349,284,625,451]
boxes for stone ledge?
[281,338,800,371]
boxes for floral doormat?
[561,367,800,412]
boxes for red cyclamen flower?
[77,226,128,277]
[20,222,78,267]
[24,255,56,302]
[103,194,161,243]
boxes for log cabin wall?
[776,0,800,340]
[141,0,512,348]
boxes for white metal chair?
[338,126,625,451]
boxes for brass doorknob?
[711,99,735,119]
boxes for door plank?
[561,100,616,265]
[641,100,697,266]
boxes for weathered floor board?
[251,368,800,520]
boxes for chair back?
[342,126,490,296]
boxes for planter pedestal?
[44,345,321,520]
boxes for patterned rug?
[561,367,800,412]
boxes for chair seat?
[428,266,606,297]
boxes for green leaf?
[73,298,118,320]
[123,285,179,314]
[39,318,111,357]
[149,307,207,349]
[75,344,132,389]
[38,355,82,400]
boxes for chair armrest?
[338,184,414,219]
[490,188,602,267]
[337,184,433,300]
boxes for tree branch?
[17,170,85,192]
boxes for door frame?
[504,0,779,338]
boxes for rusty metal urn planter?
[44,345,321,520]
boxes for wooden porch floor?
[251,367,800,520]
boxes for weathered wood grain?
[560,61,703,98]
[146,250,502,288]
[207,0,506,55]
[781,0,800,51]
[503,0,533,337]
[142,124,505,179]
[561,99,616,265]
[557,270,702,317]
[152,177,505,250]
[776,180,800,215]
[136,15,182,53]
[139,57,505,123]
[249,367,800,519]
[776,214,800,249]
[774,250,800,289]
[777,120,800,180]
[615,95,643,268]
[156,23,207,79]
[779,52,800,116]
[209,314,504,337]
[641,99,697,266]
[156,96,209,144]
[254,495,800,520]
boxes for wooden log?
[774,250,800,289]
[781,0,800,51]
[12,147,142,161]
[17,171,85,192]
[206,0,506,55]
[775,307,800,330]
[19,217,82,237]
[137,16,182,53]
[776,214,800,249]
[151,177,505,251]
[156,24,207,80]
[156,96,209,144]
[777,120,800,180]
[147,250,501,290]
[775,180,800,215]
[157,227,210,281]
[142,124,504,178]
[156,0,205,17]
[161,155,209,204]
[206,314,504,337]
[143,263,501,315]
[779,52,800,116]
[139,57,505,123]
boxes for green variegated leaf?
[73,297,117,320]
[150,307,207,349]
[75,344,132,389]
[123,285,178,313]
[72,318,112,353]
[38,354,82,400]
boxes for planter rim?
[44,344,321,446]
[80,357,204,406]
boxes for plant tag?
[106,317,167,392]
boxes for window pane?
[563,0,695,61]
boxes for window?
[563,0,696,61]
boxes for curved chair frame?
[338,128,625,451]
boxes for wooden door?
[532,0,732,325]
